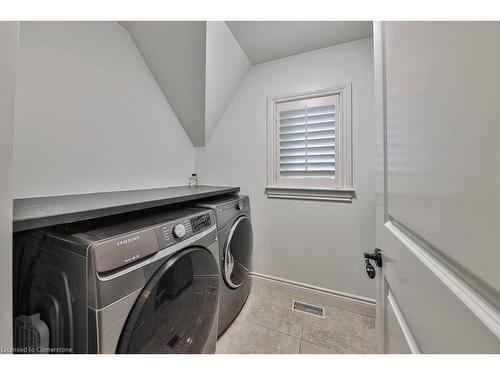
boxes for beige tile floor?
[216,283,375,354]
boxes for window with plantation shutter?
[266,84,353,201]
[278,97,337,180]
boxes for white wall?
[196,38,376,299]
[13,22,194,198]
[205,21,251,141]
[0,21,19,351]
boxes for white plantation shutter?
[277,95,337,180]
[267,84,353,200]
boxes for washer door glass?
[117,247,219,353]
[223,216,253,289]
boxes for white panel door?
[373,21,500,353]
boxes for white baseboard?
[250,272,376,317]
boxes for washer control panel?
[154,210,215,249]
[90,209,215,274]
[155,218,192,248]
[190,213,212,233]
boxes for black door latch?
[364,249,382,279]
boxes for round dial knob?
[172,224,186,239]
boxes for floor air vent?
[292,300,325,318]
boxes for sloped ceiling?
[121,21,371,146]
[226,21,373,64]
[121,21,207,146]
[120,21,250,146]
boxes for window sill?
[265,187,355,202]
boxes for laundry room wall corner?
[195,38,376,300]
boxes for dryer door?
[116,247,219,354]
[223,216,253,289]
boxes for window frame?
[266,83,354,202]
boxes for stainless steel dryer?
[13,207,220,354]
[194,195,253,336]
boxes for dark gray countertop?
[13,185,240,232]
